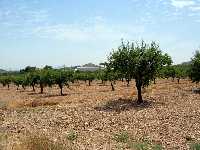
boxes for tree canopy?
[189,51,200,83]
[108,40,172,103]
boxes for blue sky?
[0,0,200,70]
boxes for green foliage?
[189,51,200,83]
[132,142,149,150]
[12,75,24,89]
[43,65,53,70]
[86,72,96,84]
[26,72,39,91]
[96,68,119,90]
[190,143,200,150]
[152,144,163,150]
[0,75,12,88]
[35,69,54,93]
[73,71,86,81]
[96,69,108,83]
[20,66,36,73]
[128,141,163,150]
[74,71,96,85]
[160,66,176,79]
[52,70,73,95]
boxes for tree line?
[0,40,199,104]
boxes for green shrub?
[190,143,200,150]
[66,130,78,141]
[113,132,129,143]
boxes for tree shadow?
[98,84,110,86]
[27,92,38,95]
[94,98,159,113]
[40,93,68,98]
[19,90,34,93]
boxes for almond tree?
[36,69,53,94]
[189,50,200,83]
[26,72,38,92]
[108,40,172,104]
[106,70,119,91]
[12,76,24,90]
[52,70,73,96]
[97,69,118,90]
[0,76,12,89]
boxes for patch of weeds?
[115,143,126,150]
[190,143,200,150]
[128,142,162,150]
[152,144,163,150]
[66,130,78,141]
[131,142,149,150]
[113,131,129,143]
[127,139,163,150]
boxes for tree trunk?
[40,84,44,94]
[153,78,156,84]
[89,80,91,86]
[32,85,35,92]
[137,85,143,104]
[59,84,63,96]
[111,82,115,91]
[60,87,63,96]
[127,79,130,87]
[177,78,180,84]
[22,85,26,90]
[61,87,63,96]
[136,79,143,104]
[7,84,9,90]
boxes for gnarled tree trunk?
[153,78,156,84]
[136,79,143,104]
[32,84,35,92]
[59,84,64,96]
[111,82,115,91]
[177,78,180,84]
[40,83,44,94]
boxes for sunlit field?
[0,79,200,149]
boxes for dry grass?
[13,131,76,150]
[6,99,60,109]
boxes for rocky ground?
[0,79,200,150]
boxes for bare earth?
[0,79,200,150]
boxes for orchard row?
[0,40,199,103]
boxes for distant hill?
[0,69,7,73]
[181,61,191,66]
[82,63,99,67]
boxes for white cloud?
[0,0,49,28]
[31,16,145,42]
[190,6,200,11]
[171,0,195,8]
